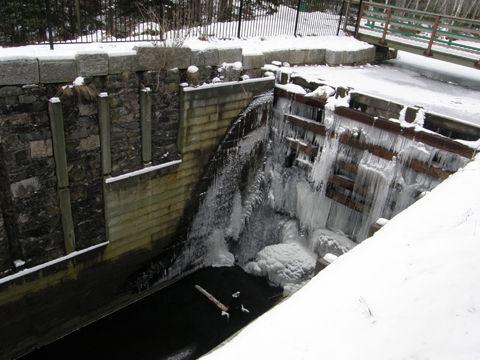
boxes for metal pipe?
[45,0,54,49]
[294,0,301,36]
[337,0,346,36]
[237,0,244,38]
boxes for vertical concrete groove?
[48,98,75,254]
[98,93,111,175]
[140,88,152,165]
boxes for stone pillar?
[140,87,152,165]
[48,98,75,254]
[98,93,111,175]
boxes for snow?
[104,160,182,184]
[0,242,109,285]
[72,76,84,86]
[292,51,480,126]
[202,154,480,360]
[187,65,199,74]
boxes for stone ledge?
[76,52,109,76]
[191,48,219,67]
[218,47,243,64]
[108,54,139,74]
[243,53,265,70]
[0,59,39,86]
[39,59,77,84]
[0,44,376,86]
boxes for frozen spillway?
[170,84,473,294]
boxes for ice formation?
[175,82,469,294]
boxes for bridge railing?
[350,1,480,58]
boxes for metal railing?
[351,1,480,57]
[0,0,346,48]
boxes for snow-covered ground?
[293,51,480,126]
[201,151,480,360]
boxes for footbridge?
[346,1,480,69]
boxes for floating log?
[195,285,229,312]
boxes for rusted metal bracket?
[379,7,392,46]
[424,16,440,57]
[475,60,480,70]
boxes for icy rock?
[305,85,335,100]
[308,228,357,258]
[323,253,338,263]
[244,242,318,288]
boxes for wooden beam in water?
[326,189,369,215]
[284,138,319,158]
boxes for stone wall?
[0,84,64,270]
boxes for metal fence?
[0,0,346,48]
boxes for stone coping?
[0,45,376,86]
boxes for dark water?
[20,266,282,360]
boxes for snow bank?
[202,154,480,360]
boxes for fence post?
[75,0,81,38]
[45,0,54,50]
[294,0,301,37]
[237,0,244,38]
[337,0,346,36]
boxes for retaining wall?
[0,42,373,359]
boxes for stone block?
[168,47,192,69]
[263,50,289,65]
[78,102,97,116]
[0,86,24,97]
[0,59,39,86]
[18,95,37,104]
[354,48,368,64]
[135,46,191,71]
[76,52,109,76]
[78,135,100,151]
[30,139,53,159]
[325,50,344,66]
[10,177,41,198]
[366,46,376,62]
[191,48,219,67]
[218,47,243,64]
[108,54,139,74]
[304,49,326,64]
[289,50,306,65]
[135,46,161,71]
[343,50,355,65]
[242,53,265,70]
[39,59,77,83]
